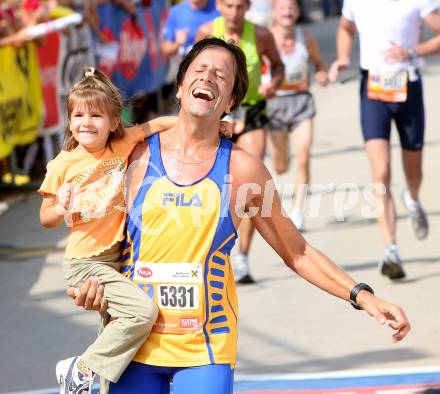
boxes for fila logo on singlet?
[162,193,202,207]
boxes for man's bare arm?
[231,151,410,342]
[162,40,181,57]
[162,28,189,57]
[418,10,440,56]
[256,26,284,97]
[329,16,356,81]
[304,31,328,86]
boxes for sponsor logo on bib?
[180,317,199,329]
[137,266,153,279]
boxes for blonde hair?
[64,67,125,151]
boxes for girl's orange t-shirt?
[39,127,146,259]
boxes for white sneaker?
[380,245,406,280]
[400,188,429,240]
[290,210,304,232]
[232,253,255,284]
[401,188,419,212]
[56,356,95,394]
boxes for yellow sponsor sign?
[0,42,43,159]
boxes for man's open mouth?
[192,87,215,101]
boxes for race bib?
[279,70,309,92]
[367,71,408,103]
[157,284,199,310]
[135,262,204,334]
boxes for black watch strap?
[350,283,374,310]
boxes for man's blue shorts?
[359,69,425,151]
[109,362,234,394]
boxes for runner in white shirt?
[245,0,274,27]
[329,0,440,280]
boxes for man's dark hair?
[176,37,249,115]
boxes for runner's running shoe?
[401,188,429,240]
[237,273,255,284]
[233,253,255,284]
[380,246,406,280]
[56,356,95,394]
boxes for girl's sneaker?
[56,356,95,394]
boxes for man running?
[196,0,284,284]
[69,37,410,394]
[329,0,440,280]
[267,0,328,231]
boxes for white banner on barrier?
[25,13,83,39]
[37,24,95,138]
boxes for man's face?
[176,46,235,120]
[188,0,209,9]
[218,0,250,31]
[273,0,300,27]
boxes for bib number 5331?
[158,285,199,310]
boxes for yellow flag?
[0,42,42,160]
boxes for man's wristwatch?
[350,283,374,310]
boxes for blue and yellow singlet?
[121,134,238,367]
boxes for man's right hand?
[66,277,108,312]
[328,59,350,82]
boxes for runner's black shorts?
[231,100,268,143]
[360,69,424,151]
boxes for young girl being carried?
[39,67,176,394]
